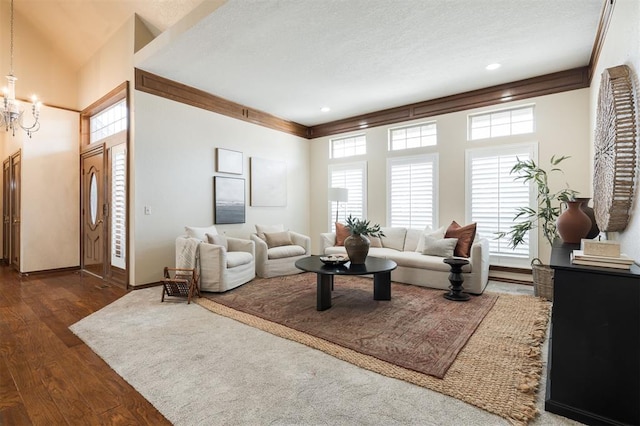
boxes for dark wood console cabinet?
[546,241,640,425]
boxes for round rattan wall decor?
[593,65,638,232]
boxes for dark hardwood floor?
[0,265,171,425]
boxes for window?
[330,134,366,158]
[389,122,437,150]
[388,155,437,229]
[328,162,367,230]
[469,105,534,140]
[90,99,128,144]
[466,144,537,267]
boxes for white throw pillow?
[415,226,446,253]
[422,236,458,257]
[255,224,285,240]
[185,225,218,241]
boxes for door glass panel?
[89,172,98,225]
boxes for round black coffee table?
[295,256,397,311]
[443,257,471,301]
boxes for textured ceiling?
[136,0,604,126]
[9,0,605,126]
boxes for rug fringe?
[507,298,551,425]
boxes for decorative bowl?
[319,255,349,265]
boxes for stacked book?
[571,246,634,270]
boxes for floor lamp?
[328,187,349,224]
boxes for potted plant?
[344,215,385,264]
[497,155,577,300]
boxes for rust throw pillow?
[444,221,477,258]
[335,223,350,246]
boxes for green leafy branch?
[497,155,577,248]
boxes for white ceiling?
[14,0,605,126]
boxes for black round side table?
[443,257,470,301]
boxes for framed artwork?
[214,176,245,224]
[216,148,243,174]
[250,157,287,206]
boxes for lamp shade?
[328,187,348,202]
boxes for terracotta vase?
[556,200,592,244]
[344,234,370,264]
[573,197,600,239]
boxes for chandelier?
[1,0,41,137]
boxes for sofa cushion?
[380,227,407,251]
[264,231,293,248]
[255,224,285,240]
[415,226,446,252]
[421,236,458,257]
[226,251,253,268]
[368,235,383,248]
[206,233,228,250]
[268,245,306,259]
[335,222,350,246]
[368,247,402,258]
[185,225,218,241]
[445,221,477,258]
[325,246,347,256]
[392,251,472,273]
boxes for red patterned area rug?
[202,273,496,378]
[198,273,551,425]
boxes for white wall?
[21,106,79,272]
[590,0,640,263]
[132,91,310,286]
[309,89,592,265]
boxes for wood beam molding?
[308,66,590,138]
[135,69,309,139]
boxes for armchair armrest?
[320,232,337,254]
[289,231,311,254]
[250,234,268,264]
[198,242,226,287]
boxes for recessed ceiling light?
[320,106,331,112]
[486,63,501,70]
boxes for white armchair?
[176,225,255,292]
[250,224,311,278]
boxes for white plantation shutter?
[388,155,437,229]
[466,144,536,267]
[329,162,367,230]
[111,144,126,269]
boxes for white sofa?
[250,228,311,278]
[320,227,490,294]
[176,225,255,292]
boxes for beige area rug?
[198,276,551,425]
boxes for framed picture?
[250,157,287,206]
[216,148,243,174]
[214,176,245,224]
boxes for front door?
[81,148,106,278]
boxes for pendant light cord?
[9,0,14,76]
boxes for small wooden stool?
[161,267,200,304]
